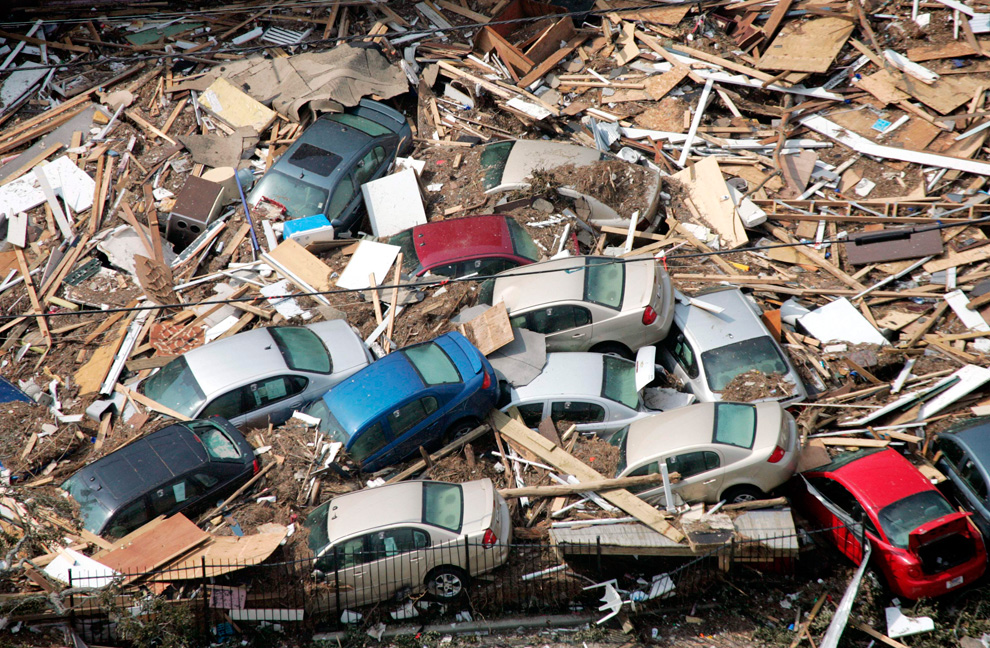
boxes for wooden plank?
[124,108,177,145]
[673,157,747,249]
[267,238,333,291]
[115,383,191,421]
[758,17,855,73]
[0,142,64,187]
[818,437,891,447]
[98,513,209,579]
[924,243,990,273]
[895,71,984,115]
[457,301,513,355]
[14,248,51,347]
[153,530,287,580]
[500,473,667,498]
[759,0,795,48]
[517,34,587,88]
[491,410,684,542]
[767,225,867,290]
[74,315,132,394]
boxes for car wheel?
[443,419,478,445]
[591,342,633,359]
[425,566,468,601]
[722,485,765,504]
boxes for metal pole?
[233,170,261,260]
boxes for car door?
[660,323,702,395]
[315,534,375,608]
[325,174,358,229]
[203,375,308,429]
[550,399,608,435]
[147,472,212,520]
[385,395,445,463]
[666,450,723,503]
[362,527,432,603]
[935,437,990,538]
[514,304,594,351]
[349,421,393,472]
[804,476,876,564]
[104,497,153,539]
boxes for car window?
[336,536,369,569]
[201,388,246,420]
[959,458,988,499]
[713,403,757,449]
[354,146,386,186]
[528,305,592,335]
[404,342,462,385]
[602,356,638,409]
[877,491,955,548]
[305,399,352,444]
[250,170,328,220]
[935,436,965,466]
[268,327,332,373]
[186,420,241,460]
[243,375,308,411]
[191,472,220,489]
[389,397,438,437]
[422,482,463,533]
[480,141,513,190]
[349,422,390,463]
[551,400,606,424]
[515,402,545,428]
[326,113,391,137]
[107,499,150,539]
[667,451,719,479]
[506,218,541,262]
[150,476,208,517]
[326,175,356,220]
[368,527,431,560]
[664,325,699,379]
[584,257,624,309]
[61,474,112,535]
[142,357,207,419]
[626,461,659,492]
[808,476,880,537]
[472,257,516,276]
[702,336,789,392]
[289,143,342,177]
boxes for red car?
[389,214,541,278]
[795,448,986,600]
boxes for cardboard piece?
[198,77,277,133]
[487,327,547,387]
[362,169,427,238]
[673,157,748,248]
[336,240,401,290]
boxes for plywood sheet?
[268,238,333,291]
[828,108,940,152]
[644,67,689,101]
[895,72,984,115]
[673,157,748,249]
[198,77,277,133]
[156,530,288,580]
[458,302,514,355]
[907,40,990,61]
[758,17,854,73]
[924,243,990,273]
[612,0,691,25]
[98,514,209,575]
[853,70,910,105]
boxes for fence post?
[463,536,471,577]
[333,547,341,625]
[596,536,602,578]
[201,557,208,639]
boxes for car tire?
[443,419,478,445]
[722,485,765,504]
[591,342,633,359]
[425,566,468,601]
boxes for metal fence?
[62,525,827,644]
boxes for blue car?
[304,332,499,473]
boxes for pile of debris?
[4,0,990,645]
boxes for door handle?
[353,571,366,578]
[571,333,585,338]
[703,479,717,484]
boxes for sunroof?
[289,143,342,177]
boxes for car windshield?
[326,113,391,137]
[61,474,112,534]
[713,402,757,449]
[422,482,463,533]
[877,491,955,549]
[584,257,624,309]
[507,218,541,262]
[701,336,789,392]
[305,500,332,554]
[269,327,332,373]
[250,170,328,219]
[405,343,461,385]
[602,356,638,409]
[289,143,342,177]
[142,356,207,418]
[304,399,351,444]
[480,141,513,190]
[611,426,631,476]
[389,230,419,272]
[186,420,241,460]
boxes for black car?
[247,98,412,235]
[932,416,990,541]
[62,418,258,539]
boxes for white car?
[612,401,799,505]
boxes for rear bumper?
[890,556,986,600]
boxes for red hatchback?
[795,448,986,600]
[389,214,541,278]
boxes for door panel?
[668,450,723,502]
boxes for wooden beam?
[114,383,191,421]
[14,248,51,347]
[499,473,669,498]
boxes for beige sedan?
[480,255,673,358]
[305,479,511,609]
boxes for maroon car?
[389,214,541,277]
[794,448,986,600]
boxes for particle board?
[673,157,748,249]
[197,77,277,133]
[907,40,990,61]
[827,108,940,152]
[894,72,984,115]
[267,238,333,292]
[457,302,514,356]
[758,17,854,73]
[154,529,288,580]
[853,70,910,105]
[923,243,990,273]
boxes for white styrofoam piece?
[918,365,990,420]
[44,548,119,588]
[205,314,241,342]
[506,97,553,120]
[0,155,96,215]
[885,606,934,638]
[361,168,426,238]
[395,156,426,175]
[945,289,990,332]
[337,240,401,290]
[799,297,889,346]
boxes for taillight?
[252,459,260,474]
[482,368,491,390]
[907,565,923,578]
[642,306,658,325]
[482,529,497,548]
[767,446,785,463]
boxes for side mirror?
[330,218,344,229]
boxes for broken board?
[198,77,277,133]
[154,529,288,580]
[673,157,747,248]
[98,514,209,579]
[458,302,514,355]
[758,17,854,73]
[827,108,940,152]
[267,238,333,292]
[894,72,984,115]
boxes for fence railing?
[58,524,838,643]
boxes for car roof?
[942,418,990,462]
[492,256,593,310]
[624,402,718,467]
[182,327,287,396]
[68,424,209,510]
[412,215,513,269]
[511,353,605,401]
[674,287,768,350]
[327,480,426,543]
[271,116,373,189]
[500,140,602,186]
[821,448,934,511]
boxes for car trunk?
[461,479,495,537]
[909,512,977,574]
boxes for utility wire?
[0,213,977,322]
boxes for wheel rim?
[432,572,463,598]
[733,492,759,503]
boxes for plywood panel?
[673,157,747,249]
[98,514,209,575]
[828,108,940,152]
[156,530,288,580]
[758,17,854,73]
[895,73,983,115]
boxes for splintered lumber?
[114,383,191,420]
[491,410,684,542]
[14,248,51,347]
[197,460,278,523]
[386,424,491,484]
[499,473,667,498]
